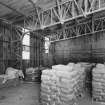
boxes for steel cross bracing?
[46,16,105,42]
[24,0,105,30]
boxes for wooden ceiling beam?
[0,1,28,28]
[0,17,24,31]
[0,17,12,24]
[0,1,25,17]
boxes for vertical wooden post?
[10,24,13,67]
[85,0,88,14]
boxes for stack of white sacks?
[92,64,105,103]
[40,69,56,105]
[40,63,86,105]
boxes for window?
[22,29,30,60]
[22,51,30,60]
[45,37,50,53]
[22,35,30,46]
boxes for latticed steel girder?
[46,16,105,42]
[24,0,105,30]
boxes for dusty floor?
[0,82,102,105]
[77,93,101,105]
[0,82,40,105]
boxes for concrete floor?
[0,82,40,105]
[77,93,101,105]
[0,82,102,105]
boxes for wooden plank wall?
[42,28,105,67]
[45,31,105,66]
[0,25,11,74]
[30,32,44,67]
[0,22,22,74]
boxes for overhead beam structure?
[23,0,105,31]
[28,0,42,29]
[0,1,27,28]
[46,15,105,42]
[0,0,105,31]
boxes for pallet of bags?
[0,75,9,88]
[40,69,57,105]
[25,68,37,82]
[25,67,42,83]
[40,63,87,105]
[52,63,77,105]
[5,67,20,87]
[92,64,105,104]
[0,67,20,89]
[0,78,19,88]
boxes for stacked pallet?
[0,67,21,89]
[41,63,86,105]
[92,64,105,103]
[53,64,79,105]
[25,67,42,83]
[40,69,56,105]
[0,77,19,89]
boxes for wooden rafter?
[0,0,105,31]
[0,1,25,17]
